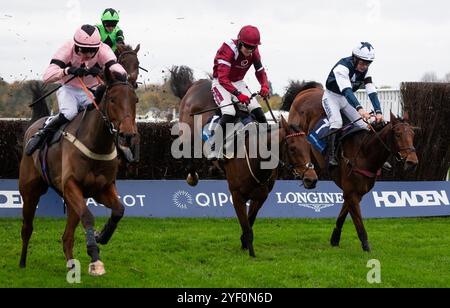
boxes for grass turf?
[0,217,449,288]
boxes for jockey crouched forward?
[210,25,270,153]
[25,24,127,156]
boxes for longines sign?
[0,180,449,218]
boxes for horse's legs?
[64,178,104,275]
[62,205,80,268]
[19,175,48,268]
[248,197,267,228]
[330,204,349,247]
[347,193,371,252]
[231,191,255,257]
[94,184,125,245]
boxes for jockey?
[25,24,127,156]
[96,8,125,52]
[211,25,270,141]
[323,42,384,166]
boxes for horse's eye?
[289,147,296,153]
[395,133,401,138]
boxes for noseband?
[282,131,315,180]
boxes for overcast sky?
[1,0,449,94]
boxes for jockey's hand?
[259,85,270,98]
[237,93,250,105]
[67,66,88,77]
[358,108,371,121]
[375,113,384,123]
[87,66,102,77]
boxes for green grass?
[0,217,449,288]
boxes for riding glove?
[67,66,88,77]
[237,93,250,105]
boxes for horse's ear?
[134,44,140,54]
[402,111,409,122]
[280,115,289,131]
[390,111,397,123]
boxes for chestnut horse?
[282,82,418,251]
[116,43,140,88]
[19,72,139,275]
[171,66,318,257]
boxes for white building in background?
[355,88,402,121]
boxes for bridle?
[367,121,416,162]
[281,131,315,181]
[117,50,139,88]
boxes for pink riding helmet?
[73,24,101,47]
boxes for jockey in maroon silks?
[211,25,270,137]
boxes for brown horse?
[116,43,140,88]
[19,71,139,275]
[282,81,418,251]
[171,67,318,257]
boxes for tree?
[421,71,439,82]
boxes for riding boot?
[25,113,70,156]
[210,114,235,159]
[327,132,338,167]
[251,108,268,124]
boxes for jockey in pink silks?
[25,24,127,156]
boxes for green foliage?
[1,217,449,287]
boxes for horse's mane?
[114,44,135,58]
[280,80,323,111]
[169,65,195,99]
[29,81,50,126]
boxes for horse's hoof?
[330,228,341,247]
[88,260,106,276]
[362,242,371,252]
[186,172,199,187]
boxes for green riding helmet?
[101,8,120,22]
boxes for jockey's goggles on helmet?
[241,42,257,51]
[103,21,118,28]
[75,45,99,54]
[355,57,372,66]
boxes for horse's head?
[116,44,140,88]
[280,116,318,189]
[102,73,140,163]
[389,111,418,172]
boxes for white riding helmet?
[352,42,375,62]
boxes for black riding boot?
[25,113,70,156]
[251,108,268,124]
[209,114,235,159]
[327,132,338,167]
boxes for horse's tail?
[28,81,50,126]
[280,80,323,111]
[169,65,195,100]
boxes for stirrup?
[329,157,338,166]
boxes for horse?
[19,70,140,275]
[282,81,419,251]
[116,43,141,88]
[171,66,318,257]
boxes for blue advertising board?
[1,180,449,218]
